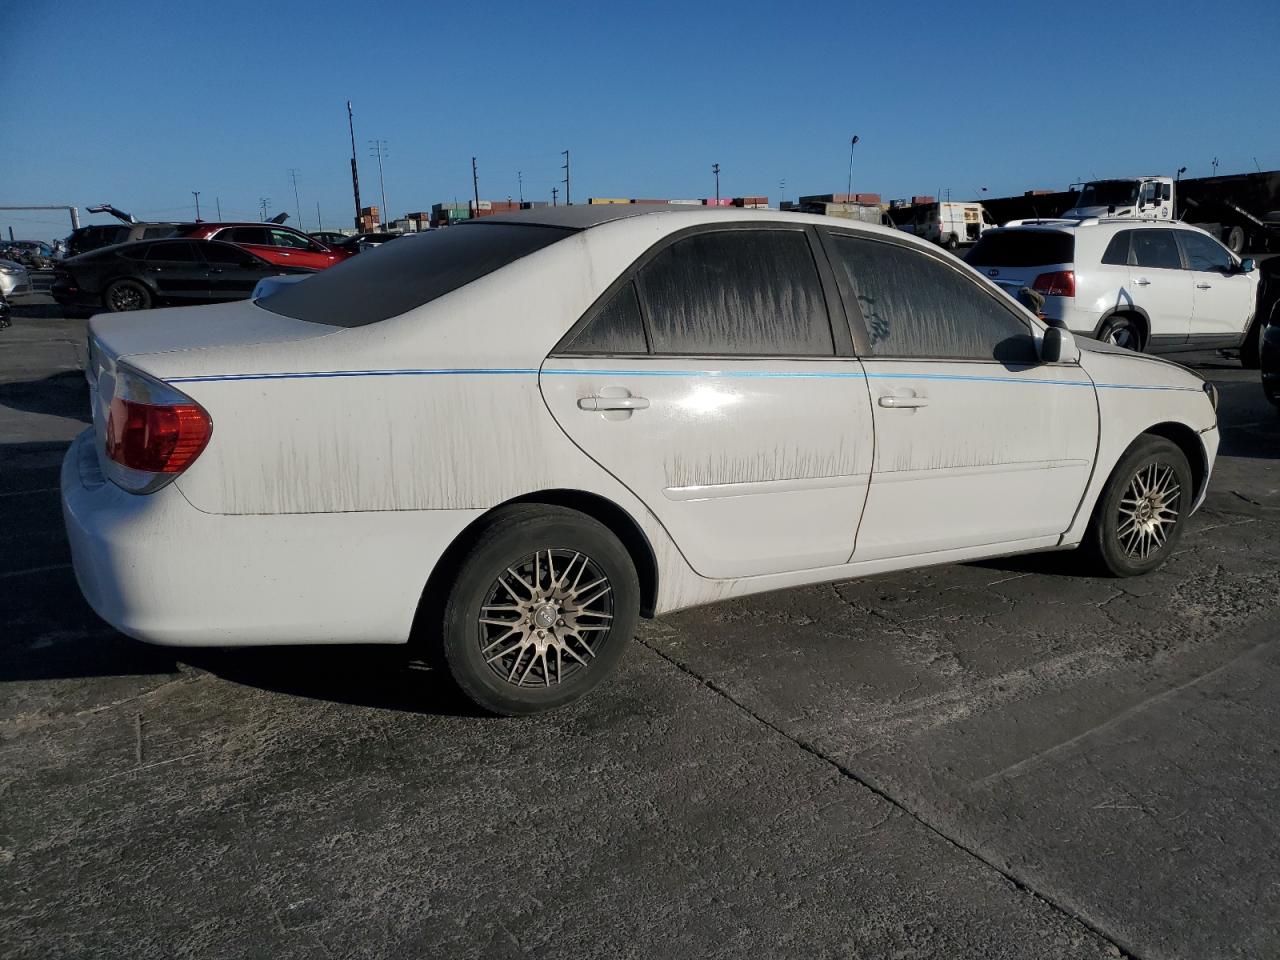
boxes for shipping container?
[588,198,630,205]
[911,196,935,205]
[667,199,702,205]
[702,198,732,206]
[630,198,669,204]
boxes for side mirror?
[1040,327,1079,364]
[1240,258,1257,274]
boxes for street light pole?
[847,135,860,198]
[192,191,201,220]
[288,168,304,231]
[347,101,362,229]
[369,140,388,227]
[712,163,720,203]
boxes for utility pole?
[259,197,271,221]
[779,178,786,204]
[1212,156,1220,176]
[192,190,201,220]
[368,140,388,227]
[712,163,720,202]
[552,186,559,207]
[847,135,860,198]
[561,150,571,205]
[472,156,481,214]
[518,170,523,204]
[347,101,362,228]
[216,196,222,219]
[288,168,304,231]
[315,201,322,232]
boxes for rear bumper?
[61,429,482,646]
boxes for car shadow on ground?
[0,371,92,422]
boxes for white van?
[897,202,996,249]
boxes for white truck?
[1057,174,1280,254]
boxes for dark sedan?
[51,238,316,313]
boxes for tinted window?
[1131,230,1182,269]
[224,227,271,245]
[142,226,176,239]
[1101,231,1132,265]
[637,230,832,356]
[828,234,1036,362]
[564,282,648,354]
[201,241,262,267]
[261,223,572,327]
[1178,231,1232,272]
[967,230,1074,267]
[144,241,199,262]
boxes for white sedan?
[63,206,1219,714]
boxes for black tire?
[945,234,959,251]
[1083,435,1193,577]
[1239,315,1263,369]
[438,504,639,715]
[1225,226,1246,255]
[104,279,151,312]
[1097,314,1143,352]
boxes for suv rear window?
[260,223,574,326]
[967,230,1074,267]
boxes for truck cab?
[1064,177,1175,221]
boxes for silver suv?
[968,218,1259,359]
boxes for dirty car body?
[62,206,1220,713]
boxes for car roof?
[462,204,762,231]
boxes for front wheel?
[438,504,639,715]
[1083,436,1193,577]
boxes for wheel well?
[1142,422,1208,503]
[1097,310,1149,350]
[415,490,660,644]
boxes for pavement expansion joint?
[630,633,1139,960]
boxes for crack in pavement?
[631,633,1139,960]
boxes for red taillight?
[1032,270,1076,297]
[105,397,212,473]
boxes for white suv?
[967,219,1259,357]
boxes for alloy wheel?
[110,285,143,311]
[477,548,614,688]
[1116,462,1181,560]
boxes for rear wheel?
[1083,435,1192,577]
[1097,314,1144,351]
[104,279,151,312]
[945,234,959,251]
[438,504,639,715]
[1225,226,1246,255]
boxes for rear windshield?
[259,223,574,326]
[967,230,1074,267]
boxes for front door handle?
[578,395,650,411]
[878,395,929,409]
[1133,278,1152,286]
[1196,282,1212,289]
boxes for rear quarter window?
[967,231,1074,267]
[259,223,574,326]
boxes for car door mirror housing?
[1239,258,1257,275]
[1040,327,1079,364]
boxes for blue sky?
[3,0,1278,240]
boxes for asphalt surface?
[2,297,1279,959]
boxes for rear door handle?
[878,395,929,409]
[1196,282,1212,289]
[1133,278,1152,286]
[578,395,650,411]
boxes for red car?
[176,222,353,270]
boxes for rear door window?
[826,232,1037,362]
[225,227,271,245]
[260,223,573,327]
[1130,230,1182,269]
[967,230,1074,267]
[143,241,199,262]
[636,229,833,356]
[1101,231,1133,265]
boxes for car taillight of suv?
[1032,270,1076,297]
